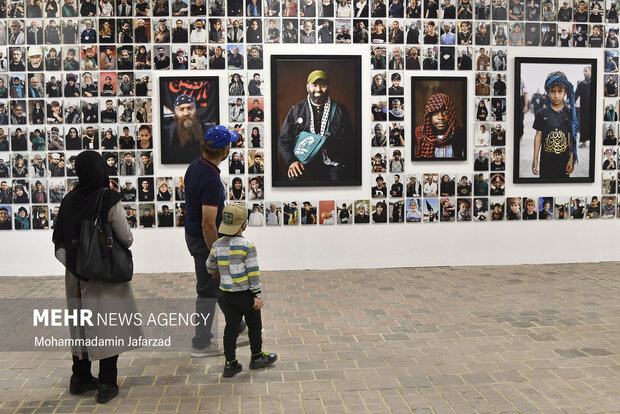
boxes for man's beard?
[175,112,203,147]
[308,92,328,105]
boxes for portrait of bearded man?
[160,78,220,164]
[273,56,361,186]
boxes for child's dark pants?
[219,290,262,362]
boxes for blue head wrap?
[544,75,578,163]
[174,94,196,111]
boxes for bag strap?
[324,102,338,135]
[92,188,107,223]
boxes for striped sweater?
[206,236,261,295]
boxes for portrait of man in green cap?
[276,67,356,184]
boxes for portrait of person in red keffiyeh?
[412,78,467,161]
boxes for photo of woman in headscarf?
[14,206,30,229]
[228,73,245,95]
[156,179,172,201]
[13,183,29,203]
[249,126,262,147]
[476,98,489,121]
[370,73,386,95]
[229,176,245,200]
[412,77,466,160]
[31,100,45,124]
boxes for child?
[206,203,277,378]
[371,152,386,172]
[490,202,503,220]
[490,148,505,171]
[473,198,488,220]
[406,199,422,222]
[506,197,520,220]
[602,148,616,170]
[586,196,600,218]
[539,199,553,219]
[192,46,208,70]
[522,198,537,219]
[457,199,471,221]
[532,71,578,179]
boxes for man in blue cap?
[162,93,214,164]
[184,125,246,357]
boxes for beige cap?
[219,203,248,236]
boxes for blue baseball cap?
[204,125,239,149]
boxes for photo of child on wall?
[515,58,596,183]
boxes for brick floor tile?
[0,264,618,413]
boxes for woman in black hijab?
[52,151,143,405]
[230,176,244,200]
[250,126,261,148]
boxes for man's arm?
[201,205,218,247]
[566,133,574,174]
[532,130,542,175]
[206,247,218,274]
[331,102,355,164]
[277,105,303,174]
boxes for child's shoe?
[223,360,242,377]
[249,352,278,370]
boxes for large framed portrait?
[411,76,467,162]
[159,76,220,164]
[271,55,362,187]
[514,57,597,183]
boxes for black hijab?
[52,151,122,277]
[231,177,243,200]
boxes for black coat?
[277,99,354,173]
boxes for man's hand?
[566,159,574,175]
[211,270,220,279]
[253,297,263,310]
[287,161,304,178]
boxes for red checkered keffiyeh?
[415,93,460,159]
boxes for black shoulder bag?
[76,188,134,283]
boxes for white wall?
[2,45,618,277]
[4,217,619,277]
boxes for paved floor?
[0,263,619,414]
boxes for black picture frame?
[271,54,362,187]
[410,76,468,162]
[514,57,596,183]
[159,76,220,164]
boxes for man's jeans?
[185,233,220,349]
[185,233,246,349]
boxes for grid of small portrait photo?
[0,0,616,234]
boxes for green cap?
[307,70,329,84]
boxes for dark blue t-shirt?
[184,156,225,240]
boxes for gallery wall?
[0,0,618,276]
